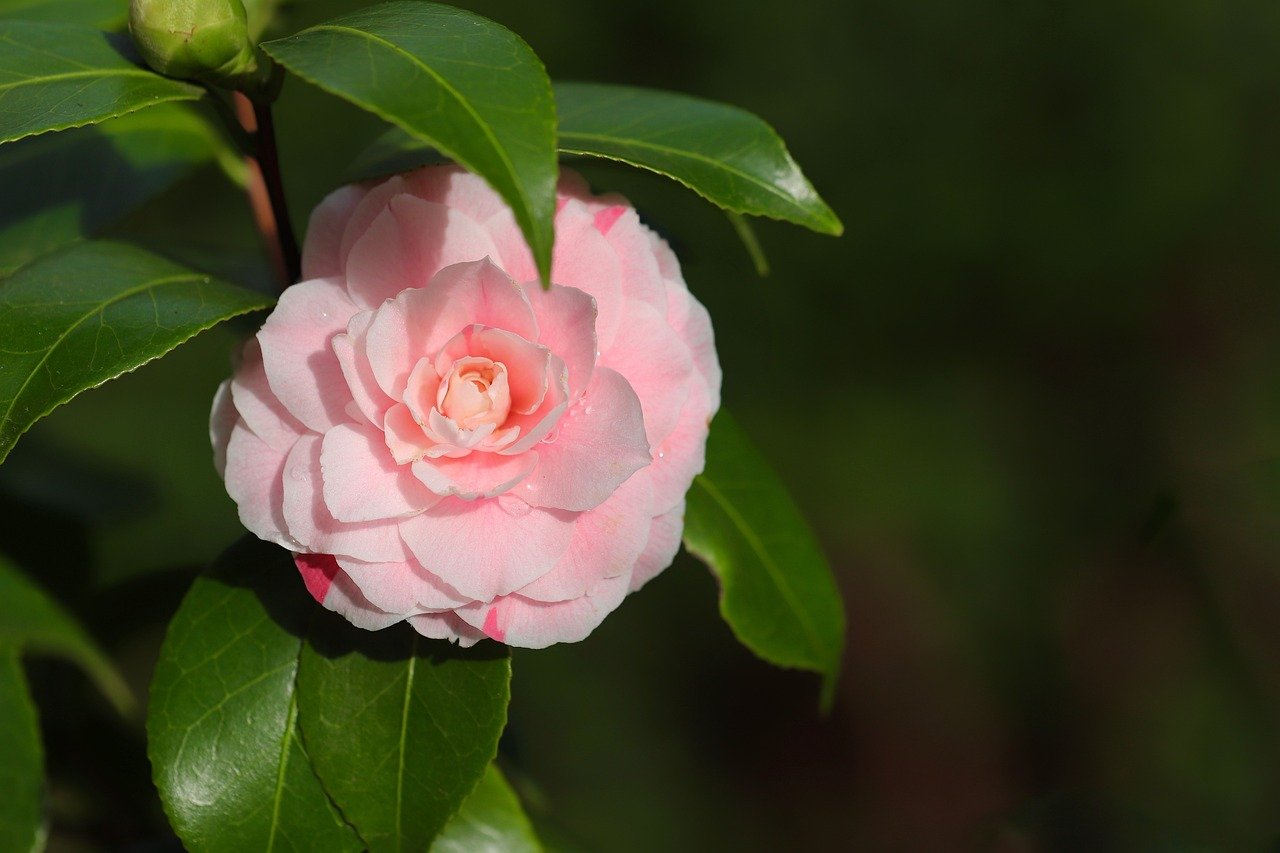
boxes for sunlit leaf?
[431,764,540,853]
[555,82,841,235]
[0,553,132,713]
[261,1,557,283]
[297,613,512,850]
[0,240,271,465]
[684,411,845,707]
[148,537,362,852]
[0,103,221,276]
[0,651,43,853]
[0,20,201,144]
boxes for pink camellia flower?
[210,165,720,648]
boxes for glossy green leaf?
[297,615,512,850]
[0,0,125,29]
[0,651,43,853]
[261,1,557,283]
[0,240,271,465]
[684,411,845,707]
[0,20,202,144]
[0,103,220,276]
[148,537,362,852]
[431,765,540,853]
[0,553,132,713]
[556,82,841,235]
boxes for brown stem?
[233,92,301,291]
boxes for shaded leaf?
[0,553,131,713]
[431,764,540,853]
[298,614,512,850]
[555,82,841,235]
[0,240,271,465]
[726,212,769,277]
[148,537,362,852]
[683,411,845,707]
[0,0,125,29]
[261,1,557,283]
[0,20,202,144]
[0,103,220,276]
[0,651,42,853]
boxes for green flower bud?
[129,0,260,89]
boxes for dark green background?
[4,0,1280,849]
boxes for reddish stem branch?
[233,92,301,291]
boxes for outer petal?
[412,452,538,500]
[282,434,410,562]
[320,422,441,522]
[344,194,501,309]
[599,299,692,448]
[296,554,405,631]
[648,372,713,514]
[231,337,304,452]
[364,258,537,399]
[257,277,357,433]
[630,500,685,592]
[598,207,667,313]
[398,496,575,601]
[406,611,485,647]
[518,469,652,602]
[302,184,368,279]
[667,284,722,412]
[522,283,597,401]
[210,380,235,478]
[520,367,650,512]
[336,555,471,612]
[403,166,510,223]
[457,570,633,649]
[337,175,408,267]
[224,420,295,549]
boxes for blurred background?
[4,0,1280,849]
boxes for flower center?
[437,356,511,429]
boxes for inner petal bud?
[437,356,511,430]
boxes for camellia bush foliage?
[0,0,844,848]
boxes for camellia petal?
[320,422,441,522]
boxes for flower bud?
[129,0,259,89]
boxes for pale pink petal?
[406,611,486,647]
[231,337,304,452]
[457,570,632,649]
[210,380,235,478]
[257,278,357,433]
[297,554,406,631]
[519,469,652,601]
[599,299,692,448]
[403,166,509,223]
[403,357,444,428]
[434,326,550,414]
[398,496,575,601]
[364,258,536,398]
[344,194,501,309]
[336,555,471,612]
[332,310,394,427]
[667,285,722,412]
[522,283,597,400]
[320,422,440,522]
[282,434,410,562]
[630,501,685,592]
[383,403,437,464]
[224,420,295,549]
[302,184,368,279]
[600,208,666,313]
[337,175,408,267]
[519,368,650,512]
[497,354,569,456]
[425,409,496,453]
[412,451,537,500]
[649,372,713,514]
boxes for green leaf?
[261,1,557,284]
[726,212,770,277]
[148,537,362,852]
[431,765,540,853]
[683,411,845,707]
[0,651,43,853]
[0,20,202,144]
[0,103,220,276]
[0,240,271,466]
[0,0,126,30]
[0,553,132,713]
[555,82,841,236]
[297,613,512,850]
